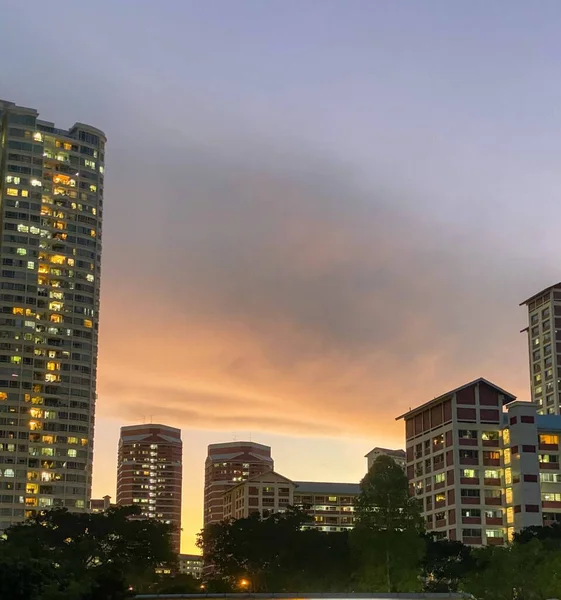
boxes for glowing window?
[505,488,513,504]
[16,248,27,255]
[27,261,34,270]
[0,392,7,401]
[4,469,15,478]
[68,449,77,458]
[50,255,65,264]
[50,314,63,323]
[6,188,18,196]
[33,132,43,142]
[41,447,54,456]
[68,437,78,444]
[17,224,29,233]
[540,434,559,445]
[46,361,59,371]
[84,319,93,328]
[89,184,97,192]
[21,190,29,198]
[29,408,43,419]
[12,307,24,315]
[10,356,21,364]
[31,179,42,187]
[44,374,59,383]
[504,448,511,466]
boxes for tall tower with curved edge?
[0,100,105,530]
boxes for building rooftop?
[520,282,561,306]
[208,441,271,452]
[121,423,181,434]
[294,481,360,495]
[395,377,516,421]
[365,447,406,458]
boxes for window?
[459,450,478,459]
[539,454,559,464]
[540,472,561,483]
[461,489,480,497]
[542,492,561,502]
[433,434,444,447]
[505,488,513,504]
[486,529,503,538]
[459,430,478,439]
[460,468,478,478]
[463,528,482,538]
[482,431,499,441]
[540,434,559,445]
[503,448,511,465]
[434,472,445,484]
[461,508,481,517]
[435,492,446,503]
[505,468,512,485]
[484,470,500,479]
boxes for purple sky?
[3,0,561,551]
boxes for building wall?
[204,441,273,525]
[293,482,359,532]
[223,471,294,519]
[117,424,182,552]
[366,447,406,471]
[401,379,561,546]
[178,553,203,578]
[0,100,105,530]
[522,285,561,415]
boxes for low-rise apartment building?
[222,471,294,519]
[293,481,360,532]
[221,472,360,532]
[178,554,203,578]
[397,377,561,547]
[365,447,406,471]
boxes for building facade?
[222,470,295,519]
[293,481,359,532]
[365,447,406,471]
[178,553,203,579]
[0,100,105,530]
[117,424,182,552]
[204,441,273,525]
[521,283,561,415]
[398,377,561,547]
[89,494,111,512]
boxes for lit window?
[4,469,15,478]
[31,179,42,187]
[504,448,511,465]
[505,488,513,504]
[33,132,43,142]
[21,190,29,198]
[29,408,43,419]
[504,468,512,485]
[17,224,29,233]
[12,307,24,315]
[89,184,97,192]
[0,392,7,401]
[16,248,27,255]
[10,356,21,364]
[540,434,559,445]
[27,261,34,270]
[68,449,77,458]
[84,319,93,328]
[6,188,18,196]
[50,314,63,323]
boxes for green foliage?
[422,537,473,592]
[0,505,175,600]
[351,455,425,592]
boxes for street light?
[239,578,249,589]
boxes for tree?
[422,537,473,592]
[0,505,176,600]
[351,454,425,592]
[198,506,352,592]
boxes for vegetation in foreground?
[3,457,561,599]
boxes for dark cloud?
[97,131,549,437]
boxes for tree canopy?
[0,505,176,600]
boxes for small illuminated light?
[31,179,42,187]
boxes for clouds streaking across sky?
[2,0,561,550]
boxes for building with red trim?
[397,378,561,546]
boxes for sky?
[2,0,561,552]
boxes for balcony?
[461,517,481,525]
[539,443,559,452]
[483,458,501,467]
[460,457,479,466]
[482,439,499,448]
[486,517,503,526]
[487,538,505,546]
[460,477,479,485]
[461,497,480,505]
[484,496,502,506]
[435,519,446,528]
[483,478,501,486]
[542,501,561,509]
[540,462,559,470]
[459,438,478,447]
[463,536,482,545]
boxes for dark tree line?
[0,505,194,600]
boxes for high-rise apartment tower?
[204,441,273,525]
[0,100,105,530]
[521,283,561,415]
[117,424,183,552]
